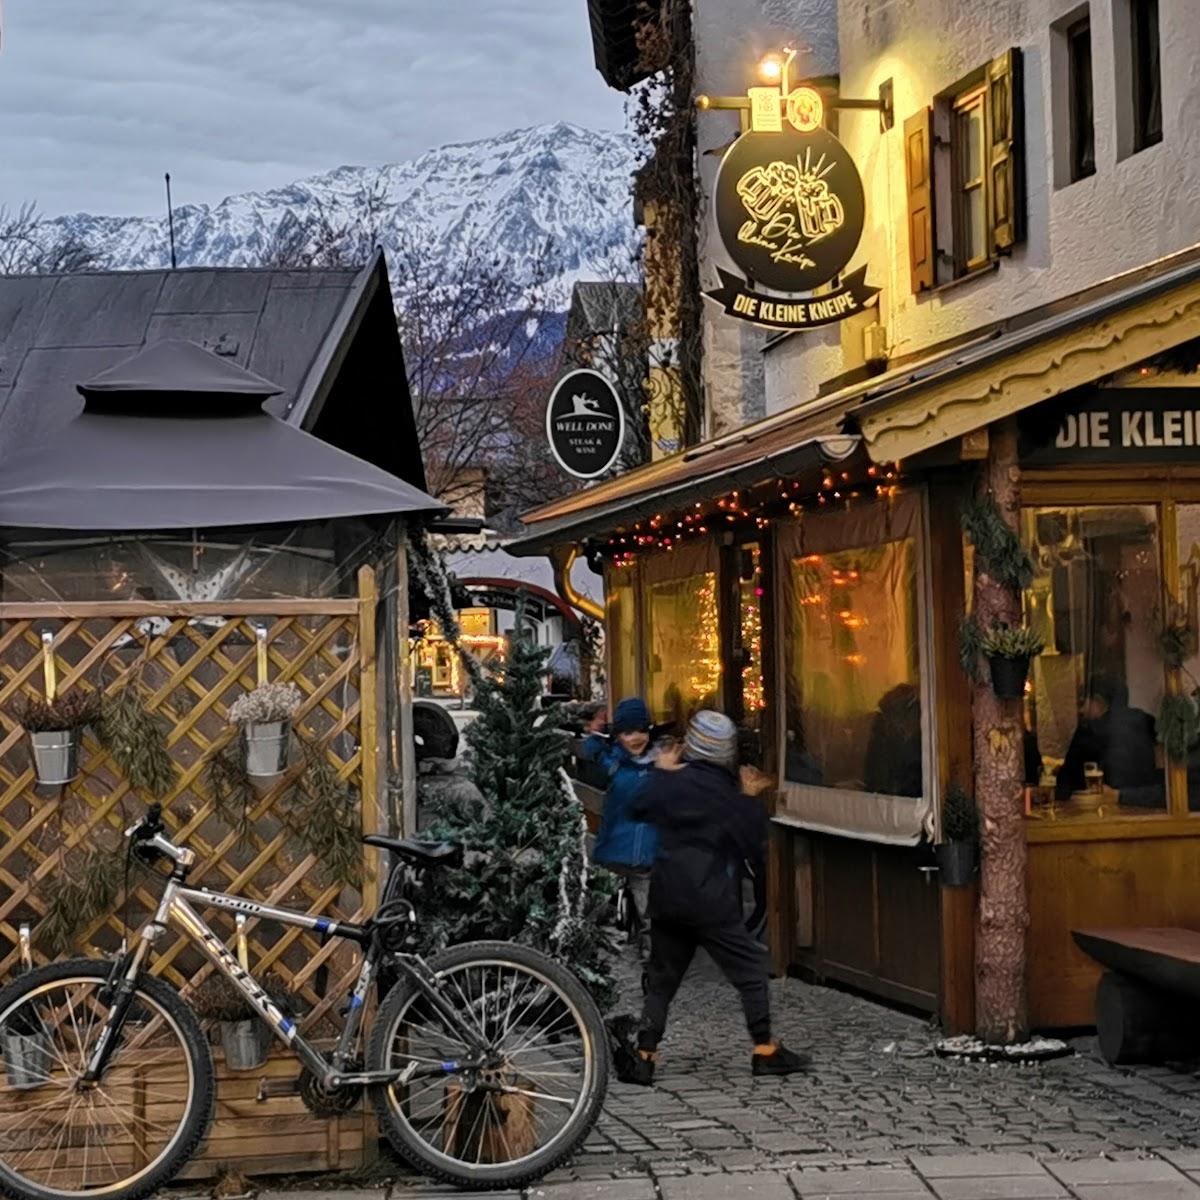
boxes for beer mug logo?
[735,147,844,269]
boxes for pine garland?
[282,739,363,889]
[961,494,1034,591]
[408,528,486,690]
[206,742,256,841]
[959,615,986,683]
[1159,693,1200,764]
[38,842,126,955]
[95,686,175,797]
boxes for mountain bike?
[0,805,608,1200]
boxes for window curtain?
[775,493,933,844]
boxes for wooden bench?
[1073,927,1200,1065]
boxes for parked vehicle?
[0,805,608,1198]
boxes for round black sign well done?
[546,369,625,479]
[716,124,865,294]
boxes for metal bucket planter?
[242,721,291,778]
[28,729,80,786]
[987,654,1031,701]
[936,840,977,887]
[219,1018,272,1070]
[2,1029,53,1089]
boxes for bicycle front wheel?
[0,959,214,1200]
[368,941,608,1190]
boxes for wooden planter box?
[178,1046,371,1179]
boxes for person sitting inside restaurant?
[1055,674,1159,802]
[863,683,922,798]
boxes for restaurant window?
[1115,0,1162,158]
[1022,505,1166,820]
[642,543,721,727]
[905,50,1025,291]
[1175,505,1200,811]
[1066,14,1096,181]
[781,506,923,800]
[604,562,640,704]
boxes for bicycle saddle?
[363,834,462,868]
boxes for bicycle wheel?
[367,941,608,1190]
[0,959,214,1200]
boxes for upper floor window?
[1068,15,1096,180]
[1115,0,1162,158]
[1052,7,1096,188]
[904,50,1026,293]
[953,84,989,273]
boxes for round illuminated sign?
[714,124,865,294]
[786,86,824,131]
[546,369,625,480]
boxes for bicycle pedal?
[256,1078,301,1102]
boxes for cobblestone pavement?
[287,952,1200,1199]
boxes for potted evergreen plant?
[227,682,302,778]
[936,783,979,887]
[16,692,99,786]
[191,972,294,1071]
[981,622,1045,701]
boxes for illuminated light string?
[601,462,903,563]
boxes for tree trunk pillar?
[972,417,1029,1043]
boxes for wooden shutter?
[987,48,1027,254]
[904,107,935,293]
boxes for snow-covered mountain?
[47,123,641,309]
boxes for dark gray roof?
[79,338,281,397]
[567,281,641,333]
[0,339,445,531]
[0,262,359,448]
[586,0,651,89]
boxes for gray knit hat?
[683,710,738,769]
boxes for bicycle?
[0,805,609,1200]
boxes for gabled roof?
[586,0,650,90]
[0,251,427,489]
[565,281,642,341]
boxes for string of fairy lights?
[598,461,903,565]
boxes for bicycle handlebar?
[124,805,195,868]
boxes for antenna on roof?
[164,172,177,270]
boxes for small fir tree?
[419,599,618,1008]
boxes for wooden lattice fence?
[0,567,384,1175]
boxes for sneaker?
[751,1042,811,1077]
[613,1043,656,1087]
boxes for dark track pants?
[638,918,772,1050]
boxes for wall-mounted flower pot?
[28,729,80,786]
[242,721,290,779]
[987,654,1031,702]
[935,840,977,887]
[219,1018,272,1070]
[2,1028,53,1089]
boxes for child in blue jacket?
[581,697,661,957]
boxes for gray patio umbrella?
[0,340,446,531]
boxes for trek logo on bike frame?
[178,900,297,1039]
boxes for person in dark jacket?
[615,710,809,1086]
[581,697,661,955]
[1055,674,1159,801]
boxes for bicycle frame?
[85,871,487,1091]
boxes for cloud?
[0,0,628,216]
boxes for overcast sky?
[0,0,628,217]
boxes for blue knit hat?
[684,710,738,769]
[612,697,651,735]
